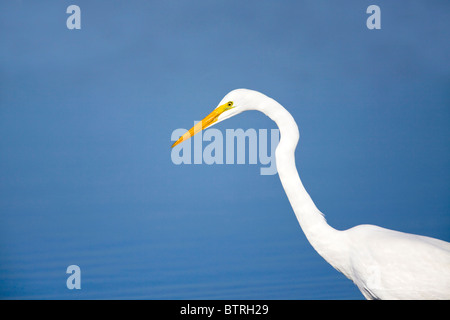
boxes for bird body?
[344,224,450,299]
[172,88,450,300]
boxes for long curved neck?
[258,99,347,272]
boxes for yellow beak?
[171,102,232,148]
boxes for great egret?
[171,89,450,300]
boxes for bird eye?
[227,101,233,107]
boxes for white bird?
[172,89,450,300]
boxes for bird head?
[171,89,259,148]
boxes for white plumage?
[172,89,450,300]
